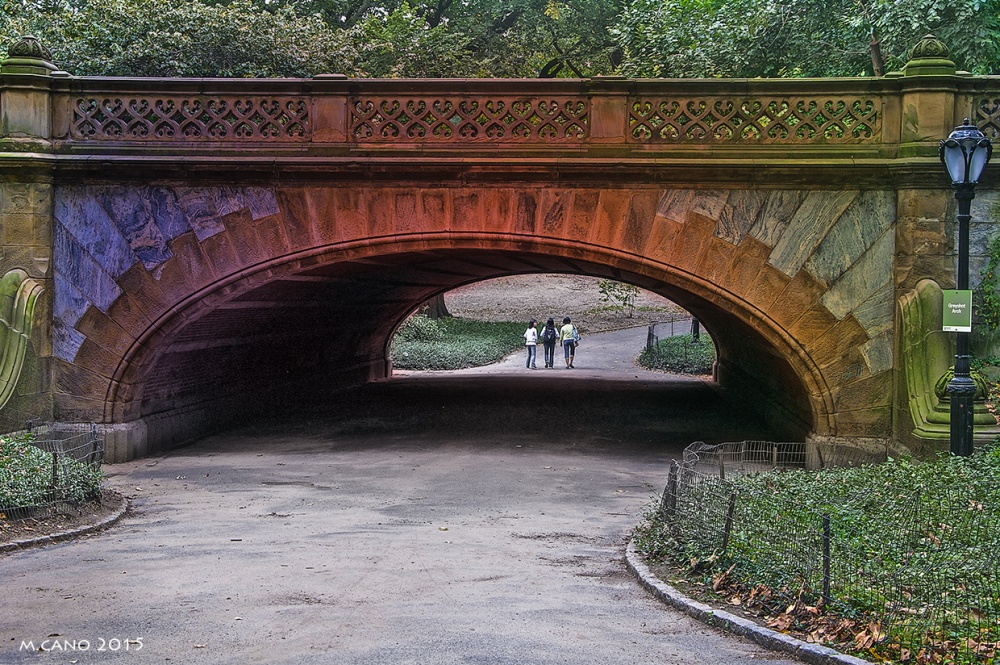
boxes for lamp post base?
[947,375,977,456]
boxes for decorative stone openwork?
[975,98,1000,139]
[628,97,881,143]
[71,97,310,141]
[349,96,590,141]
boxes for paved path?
[2,327,792,664]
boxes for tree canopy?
[1,0,997,78]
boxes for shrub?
[637,333,715,374]
[0,432,104,510]
[391,317,525,370]
[636,450,1000,664]
[394,314,447,342]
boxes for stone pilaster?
[0,36,58,420]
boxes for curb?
[0,495,129,554]
[625,540,871,665]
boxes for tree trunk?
[423,293,452,319]
[869,35,885,77]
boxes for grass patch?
[390,315,526,370]
[637,333,715,374]
[1,432,104,511]
[635,449,1000,663]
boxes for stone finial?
[1,35,59,75]
[7,35,53,61]
[903,34,957,76]
[909,34,949,60]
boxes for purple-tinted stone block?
[244,186,280,220]
[175,188,226,241]
[55,187,138,279]
[52,270,90,362]
[149,186,191,242]
[54,222,122,314]
[96,187,172,269]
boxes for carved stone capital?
[903,34,957,77]
[1,35,58,75]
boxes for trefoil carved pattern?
[629,97,881,143]
[71,97,310,141]
[975,98,1000,139]
[350,97,589,141]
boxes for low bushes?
[637,333,715,374]
[1,432,104,512]
[390,315,525,370]
[636,449,1000,664]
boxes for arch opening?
[112,244,821,457]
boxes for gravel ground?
[444,275,686,334]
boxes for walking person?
[523,319,538,369]
[540,317,559,368]
[559,317,580,368]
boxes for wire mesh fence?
[645,315,694,349]
[0,406,105,520]
[654,440,1000,664]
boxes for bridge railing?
[28,76,955,154]
[0,72,996,157]
[0,75,978,164]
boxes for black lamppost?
[939,118,993,456]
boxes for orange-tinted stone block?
[719,237,770,298]
[771,269,827,331]
[276,188,317,249]
[809,315,870,371]
[620,191,658,256]
[73,305,136,359]
[744,263,791,314]
[695,235,738,287]
[591,190,630,249]
[568,191,599,242]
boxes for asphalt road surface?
[2,327,792,664]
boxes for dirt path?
[445,274,685,334]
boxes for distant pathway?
[399,322,698,382]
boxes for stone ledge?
[625,540,872,665]
[0,494,128,553]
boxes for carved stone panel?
[72,97,310,141]
[350,96,589,142]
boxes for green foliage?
[390,315,524,369]
[0,432,104,510]
[394,313,447,342]
[637,333,715,374]
[2,0,997,78]
[0,0,355,77]
[637,451,1000,663]
[612,0,1000,78]
[975,228,1000,331]
[0,0,623,78]
[597,279,639,318]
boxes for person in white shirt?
[523,319,538,369]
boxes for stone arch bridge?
[2,37,999,461]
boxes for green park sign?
[942,290,973,332]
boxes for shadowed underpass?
[270,374,775,450]
[1,329,792,664]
